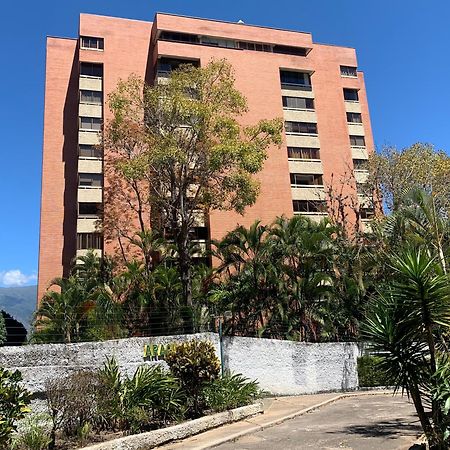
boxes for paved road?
[215,394,421,450]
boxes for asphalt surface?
[214,394,421,450]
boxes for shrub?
[165,340,220,416]
[11,414,51,450]
[203,372,260,412]
[97,357,185,433]
[357,355,391,387]
[0,313,6,345]
[45,370,102,447]
[0,368,31,447]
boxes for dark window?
[343,88,359,101]
[349,135,366,147]
[190,227,209,240]
[353,158,368,170]
[273,45,308,57]
[80,36,104,50]
[157,57,199,74]
[290,173,323,186]
[340,65,357,77]
[80,90,102,104]
[282,96,314,110]
[201,36,236,48]
[159,31,200,44]
[346,112,362,123]
[79,144,102,159]
[79,173,102,187]
[360,208,375,220]
[285,121,318,134]
[293,200,327,213]
[80,117,102,131]
[78,202,103,217]
[287,147,320,160]
[280,70,311,88]
[77,233,103,250]
[80,62,103,77]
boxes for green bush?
[97,357,185,433]
[11,414,51,450]
[0,313,6,345]
[203,372,260,412]
[357,355,391,387]
[165,340,220,416]
[0,368,32,447]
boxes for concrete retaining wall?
[0,334,358,395]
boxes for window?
[80,36,104,51]
[282,96,314,110]
[80,90,102,104]
[287,147,320,160]
[293,200,327,213]
[273,45,308,57]
[201,36,236,48]
[343,88,359,102]
[280,70,311,88]
[349,135,366,147]
[80,62,103,78]
[340,65,357,77]
[159,31,200,44]
[78,202,102,217]
[77,233,103,250]
[347,112,362,123]
[190,227,209,240]
[290,173,323,186]
[238,41,272,52]
[79,144,102,159]
[353,158,368,171]
[157,57,199,74]
[80,117,102,131]
[285,121,318,134]
[78,173,102,188]
[360,208,375,220]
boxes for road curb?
[198,390,394,450]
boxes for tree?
[363,247,450,448]
[367,143,450,212]
[103,59,283,308]
[0,313,6,345]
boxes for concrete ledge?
[81,402,263,450]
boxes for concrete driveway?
[215,394,421,450]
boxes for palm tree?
[363,247,450,448]
[35,276,93,343]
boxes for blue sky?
[0,0,448,287]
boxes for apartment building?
[38,12,375,301]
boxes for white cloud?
[0,270,37,287]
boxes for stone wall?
[0,334,358,395]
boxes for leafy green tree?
[0,313,6,345]
[103,59,283,308]
[363,247,450,448]
[0,368,31,447]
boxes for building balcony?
[79,130,101,146]
[76,249,102,259]
[354,170,369,184]
[283,109,317,123]
[347,123,365,136]
[291,186,326,201]
[77,217,101,233]
[351,147,369,160]
[288,160,323,174]
[79,103,102,118]
[281,86,315,99]
[79,75,102,92]
[285,134,320,148]
[78,159,102,173]
[344,101,362,114]
[77,187,102,203]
